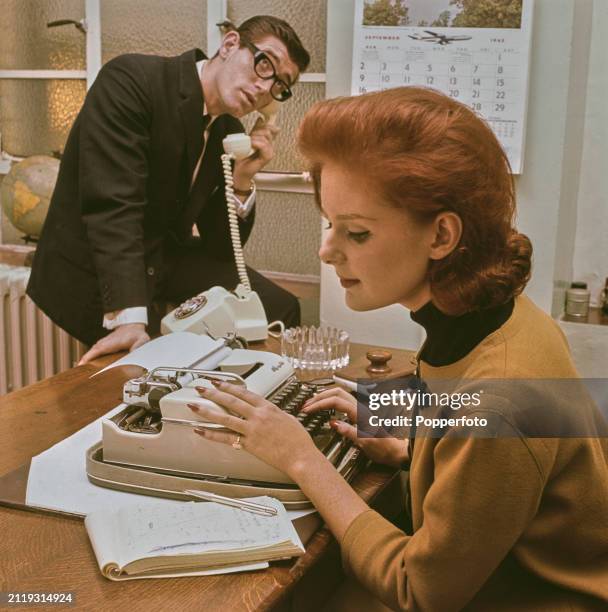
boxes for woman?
[188,88,608,611]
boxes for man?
[27,16,310,363]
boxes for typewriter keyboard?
[117,376,340,449]
[268,378,338,445]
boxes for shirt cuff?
[233,185,256,219]
[103,306,148,330]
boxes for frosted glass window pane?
[240,83,325,172]
[0,80,85,156]
[0,0,85,70]
[227,0,326,72]
[244,192,321,276]
[101,0,207,63]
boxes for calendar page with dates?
[352,0,534,173]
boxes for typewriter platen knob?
[365,349,392,375]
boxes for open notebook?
[85,497,304,580]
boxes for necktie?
[190,114,212,188]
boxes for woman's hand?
[301,386,358,420]
[189,381,376,544]
[302,386,410,469]
[188,380,322,479]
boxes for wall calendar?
[352,0,534,173]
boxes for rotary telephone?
[161,102,281,342]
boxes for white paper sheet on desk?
[93,332,230,376]
[25,416,275,576]
[25,405,317,524]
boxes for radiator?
[0,264,85,395]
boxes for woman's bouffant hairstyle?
[298,87,532,315]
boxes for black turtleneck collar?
[411,299,515,367]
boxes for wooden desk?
[0,342,414,611]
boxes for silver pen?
[183,489,278,517]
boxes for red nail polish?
[188,403,199,411]
[195,386,206,394]
[210,379,222,387]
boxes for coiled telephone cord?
[222,153,251,293]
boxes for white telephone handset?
[161,103,281,342]
[222,102,279,160]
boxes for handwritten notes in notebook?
[85,497,304,580]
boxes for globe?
[1,155,59,238]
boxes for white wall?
[572,0,608,306]
[520,0,587,316]
[322,0,605,350]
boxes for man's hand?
[78,323,150,365]
[232,116,280,189]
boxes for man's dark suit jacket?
[27,49,255,346]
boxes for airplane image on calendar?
[408,30,473,45]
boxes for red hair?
[298,87,532,315]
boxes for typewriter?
[87,341,362,508]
